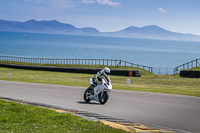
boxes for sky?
[0,0,200,35]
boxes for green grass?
[190,67,200,71]
[0,67,200,97]
[0,99,126,133]
[0,60,154,77]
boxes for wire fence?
[1,56,199,75]
[0,56,153,73]
[151,67,175,75]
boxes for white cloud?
[157,8,166,13]
[97,0,120,7]
[81,0,96,4]
[81,0,121,7]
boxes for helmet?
[103,67,110,75]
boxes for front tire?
[98,91,109,104]
[84,88,91,103]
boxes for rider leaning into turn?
[92,67,111,87]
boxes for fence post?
[192,61,193,68]
[196,59,198,67]
[166,68,168,75]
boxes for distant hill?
[0,19,100,35]
[102,25,200,41]
[0,19,200,41]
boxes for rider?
[92,67,111,88]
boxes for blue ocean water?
[0,31,200,69]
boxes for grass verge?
[0,99,126,133]
[0,67,200,97]
[189,67,200,71]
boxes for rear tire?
[84,88,91,103]
[98,91,109,104]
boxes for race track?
[0,80,200,133]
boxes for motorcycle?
[83,77,112,104]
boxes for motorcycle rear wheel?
[98,91,109,104]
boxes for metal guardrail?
[174,59,200,74]
[0,56,153,73]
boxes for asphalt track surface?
[0,80,200,133]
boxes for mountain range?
[0,19,200,41]
[0,19,99,35]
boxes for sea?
[0,31,200,74]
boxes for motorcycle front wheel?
[98,91,109,104]
[83,88,91,103]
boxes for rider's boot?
[90,83,97,95]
